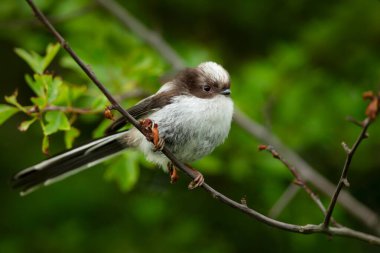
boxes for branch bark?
[24,0,380,246]
[261,145,340,227]
[323,118,372,228]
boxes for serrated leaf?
[42,134,49,155]
[30,74,52,107]
[30,96,46,107]
[54,83,87,106]
[5,90,18,105]
[43,111,71,135]
[0,104,19,126]
[64,127,80,149]
[54,83,69,104]
[47,76,63,103]
[25,74,44,97]
[18,118,37,132]
[42,43,60,71]
[105,151,140,192]
[15,48,43,74]
[5,90,27,112]
[15,44,60,74]
[34,73,51,90]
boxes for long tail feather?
[12,131,128,195]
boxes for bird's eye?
[203,85,211,92]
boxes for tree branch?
[261,145,340,227]
[323,118,372,228]
[24,0,380,246]
[94,0,380,234]
[233,109,380,233]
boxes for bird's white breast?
[135,95,233,170]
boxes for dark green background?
[1,0,380,252]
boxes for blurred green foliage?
[1,0,380,252]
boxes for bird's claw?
[139,119,165,152]
[188,171,204,190]
[168,163,179,184]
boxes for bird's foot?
[187,165,204,190]
[168,162,179,184]
[166,163,204,189]
[139,118,165,151]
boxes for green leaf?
[105,151,140,192]
[47,76,63,103]
[30,74,54,107]
[5,90,27,113]
[34,73,51,90]
[64,127,80,149]
[0,104,19,126]
[42,134,49,155]
[30,74,63,104]
[25,74,44,97]
[42,43,60,71]
[18,118,37,132]
[54,83,87,105]
[30,96,46,108]
[15,43,60,74]
[15,48,43,74]
[43,111,71,135]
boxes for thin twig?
[95,0,380,233]
[323,118,372,228]
[261,145,340,227]
[24,0,380,245]
[233,109,380,233]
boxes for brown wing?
[105,90,178,134]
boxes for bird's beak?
[220,88,231,96]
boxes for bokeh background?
[1,0,380,252]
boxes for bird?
[12,61,234,196]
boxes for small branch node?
[241,196,248,206]
[346,116,365,128]
[342,178,350,187]
[341,142,351,154]
[61,40,69,48]
[293,179,303,187]
[86,64,95,75]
